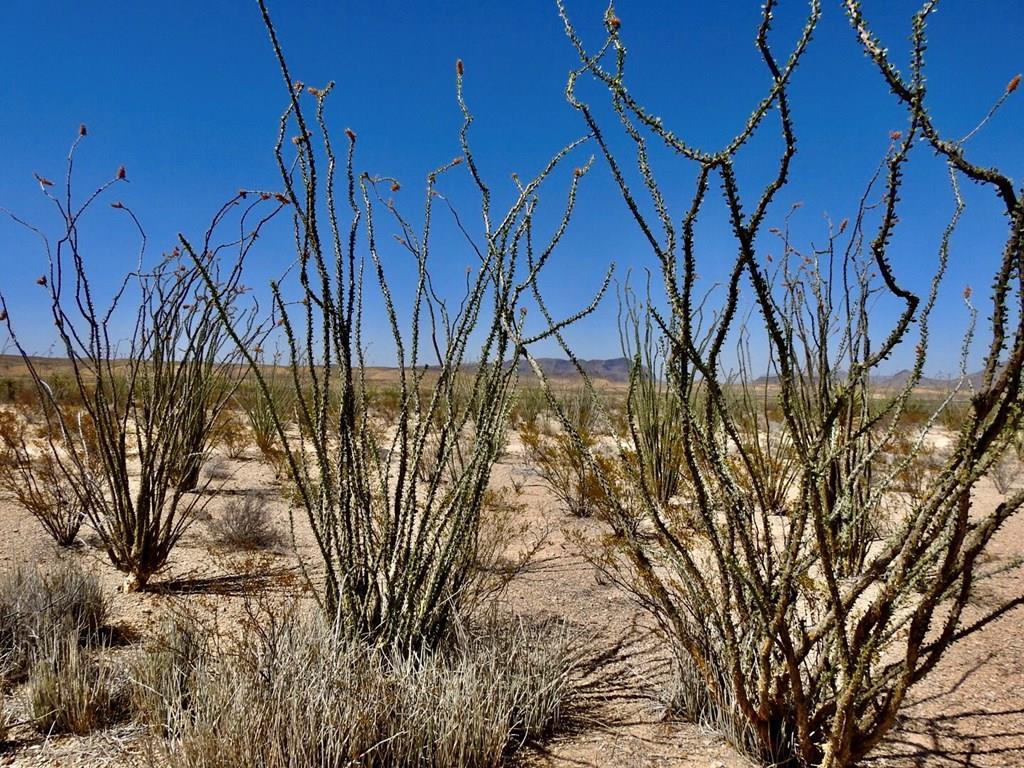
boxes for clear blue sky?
[1,1,1021,375]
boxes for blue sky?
[1,1,1021,375]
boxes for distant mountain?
[753,367,985,391]
[515,357,634,384]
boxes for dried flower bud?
[111,201,124,209]
[78,123,87,137]
[34,173,54,188]
[260,192,271,200]
[606,15,621,30]
[456,59,464,76]
[452,156,463,166]
[117,166,127,180]
[307,86,320,97]
[274,193,289,204]
[293,80,305,92]
[573,167,583,177]
[838,217,849,234]
[963,285,973,300]
[889,130,902,141]
[1008,74,1022,94]
[36,275,47,287]
[253,345,263,355]
[390,182,401,192]
[0,310,7,322]
[239,189,248,199]
[345,128,357,142]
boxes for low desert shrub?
[212,410,250,460]
[521,389,613,518]
[0,699,10,743]
[0,408,86,546]
[129,610,209,731]
[0,560,107,682]
[988,450,1017,495]
[205,493,282,551]
[24,630,126,736]
[236,377,291,473]
[510,385,549,428]
[136,607,580,768]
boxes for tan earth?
[0,427,1021,767]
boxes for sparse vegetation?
[0,408,87,546]
[0,2,1021,767]
[0,560,107,683]
[528,3,1024,766]
[205,492,282,551]
[192,1,603,653]
[0,144,277,590]
[134,605,580,768]
[24,630,125,736]
[521,389,613,518]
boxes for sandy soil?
[0,433,1021,767]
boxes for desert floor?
[0,432,1021,767]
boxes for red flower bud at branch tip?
[1008,74,1022,94]
[456,59,464,76]
[117,166,127,180]
[0,310,7,322]
[34,173,54,187]
[111,201,124,209]
[391,182,401,192]
[79,123,87,136]
[37,275,47,287]
[963,285,973,300]
[839,217,849,234]
[345,128,357,142]
[889,130,902,141]
[607,16,621,30]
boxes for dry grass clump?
[204,493,282,551]
[133,607,580,768]
[0,560,107,682]
[0,698,10,743]
[24,631,126,736]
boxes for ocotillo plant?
[533,3,1024,767]
[0,133,276,590]
[190,1,606,654]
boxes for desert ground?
[0,386,1021,768]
